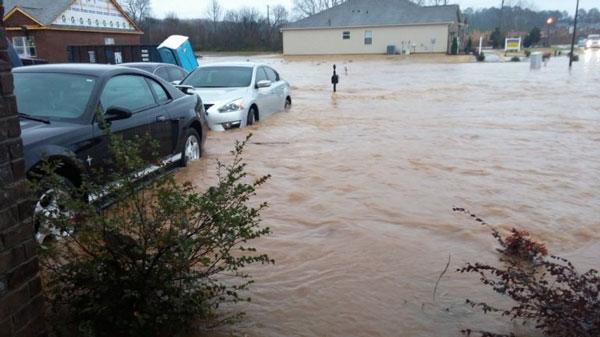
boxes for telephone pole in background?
[569,0,580,68]
[499,0,505,32]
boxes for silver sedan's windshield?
[14,73,96,120]
[183,66,253,88]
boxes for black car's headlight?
[218,99,244,113]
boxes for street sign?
[505,37,522,52]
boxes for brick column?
[0,1,46,336]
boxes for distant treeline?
[139,9,286,52]
[465,6,600,33]
[134,5,600,52]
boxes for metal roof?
[284,0,460,30]
[4,0,72,25]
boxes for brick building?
[4,0,142,63]
[0,0,46,335]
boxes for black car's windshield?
[183,66,253,88]
[14,72,96,121]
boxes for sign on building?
[505,37,522,52]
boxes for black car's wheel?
[181,129,201,167]
[34,176,76,245]
[247,107,257,126]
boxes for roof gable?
[4,0,71,25]
[4,7,43,27]
[285,0,460,30]
[51,0,139,31]
[3,0,141,32]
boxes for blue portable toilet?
[157,35,198,72]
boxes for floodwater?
[179,51,600,337]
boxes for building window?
[88,18,92,25]
[88,51,96,63]
[342,31,350,40]
[79,17,84,25]
[364,31,373,45]
[12,36,36,57]
[96,19,100,26]
[104,37,115,45]
[71,16,75,24]
[61,15,66,23]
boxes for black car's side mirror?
[175,85,194,95]
[105,106,133,122]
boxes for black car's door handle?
[156,115,167,122]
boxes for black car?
[15,63,207,195]
[121,62,189,83]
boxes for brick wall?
[0,1,46,336]
[5,10,39,28]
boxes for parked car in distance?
[585,34,600,49]
[122,62,189,84]
[14,64,208,242]
[180,62,292,131]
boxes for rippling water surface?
[180,52,600,337]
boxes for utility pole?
[569,0,580,68]
[267,5,270,26]
[499,0,505,32]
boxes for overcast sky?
[151,0,596,19]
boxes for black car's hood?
[20,119,84,148]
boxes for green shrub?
[451,37,459,55]
[523,27,541,48]
[37,132,273,337]
[476,52,486,62]
[490,28,504,49]
[464,36,474,54]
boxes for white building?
[282,0,465,55]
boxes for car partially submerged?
[585,34,600,49]
[14,64,208,242]
[121,62,189,84]
[180,62,292,131]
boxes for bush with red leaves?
[498,228,548,261]
[454,208,600,337]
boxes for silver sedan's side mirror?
[171,80,181,85]
[256,80,272,88]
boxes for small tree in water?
[454,208,600,337]
[36,132,273,337]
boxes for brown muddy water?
[179,52,600,337]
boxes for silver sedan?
[180,62,292,131]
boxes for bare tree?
[120,0,151,24]
[293,0,346,18]
[410,0,450,5]
[206,0,223,30]
[239,7,262,23]
[223,10,241,23]
[272,5,289,26]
